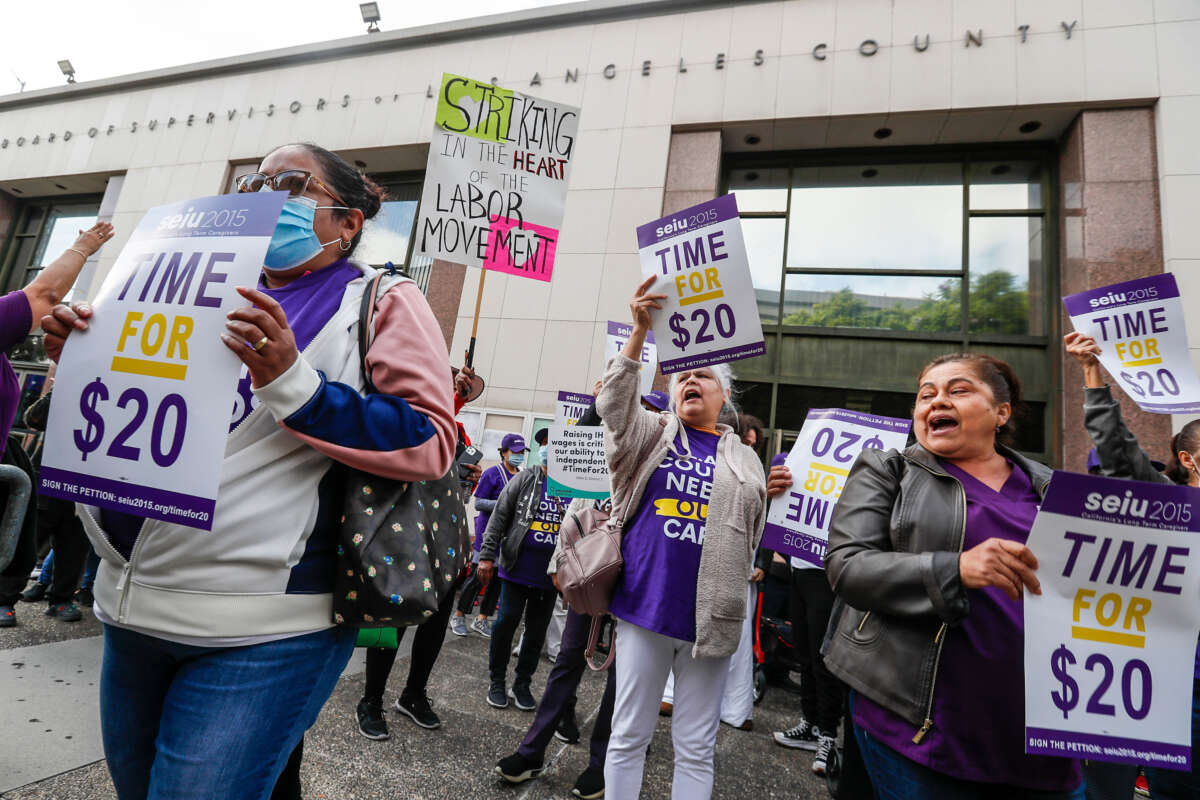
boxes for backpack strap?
[357,270,387,394]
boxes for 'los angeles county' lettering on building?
[0,19,1084,149]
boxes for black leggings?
[363,582,458,701]
[455,560,500,617]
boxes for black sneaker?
[812,733,836,776]
[509,684,536,711]
[773,718,820,750]
[487,684,509,709]
[21,583,47,602]
[0,605,15,627]
[356,696,390,740]
[495,751,543,784]
[74,588,94,607]
[45,602,82,622]
[555,711,580,744]
[572,766,605,799]
[395,692,441,730]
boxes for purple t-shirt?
[473,463,515,551]
[0,291,31,457]
[230,259,361,431]
[853,460,1081,792]
[609,426,719,642]
[498,476,563,590]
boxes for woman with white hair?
[596,277,768,800]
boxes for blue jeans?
[36,548,53,585]
[488,578,557,690]
[854,720,1086,800]
[100,623,355,800]
[81,545,99,591]
[1146,678,1200,800]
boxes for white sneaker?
[812,734,836,776]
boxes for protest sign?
[1064,274,1200,413]
[547,390,608,499]
[416,73,579,282]
[761,409,910,567]
[605,321,657,397]
[637,194,765,373]
[38,192,288,531]
[1024,471,1200,771]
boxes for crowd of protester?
[0,141,1196,800]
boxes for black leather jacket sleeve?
[825,448,969,624]
[1083,385,1173,486]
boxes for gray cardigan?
[596,353,766,658]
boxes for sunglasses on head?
[235,169,347,207]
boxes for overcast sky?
[0,0,575,94]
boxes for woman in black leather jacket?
[822,353,1083,799]
[1067,331,1200,800]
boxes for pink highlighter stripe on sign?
[482,215,558,282]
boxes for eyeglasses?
[235,169,347,206]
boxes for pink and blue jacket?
[80,261,456,640]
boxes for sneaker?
[812,734,836,776]
[471,618,493,638]
[487,684,509,709]
[449,615,468,637]
[659,701,673,717]
[495,752,543,784]
[74,588,94,607]
[555,712,580,744]
[571,766,605,799]
[395,692,441,730]
[20,583,47,602]
[355,697,390,740]
[45,602,82,622]
[510,684,536,711]
[0,605,14,627]
[773,718,820,750]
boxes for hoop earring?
[338,238,352,252]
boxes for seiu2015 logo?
[156,206,249,232]
[1088,286,1159,309]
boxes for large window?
[726,148,1056,463]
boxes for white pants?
[545,599,569,660]
[605,620,731,800]
[662,582,756,728]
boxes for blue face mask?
[538,445,549,463]
[508,453,526,467]
[263,195,347,272]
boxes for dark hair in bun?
[918,353,1025,447]
[288,142,386,256]
[1166,420,1200,485]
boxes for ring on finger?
[250,336,269,351]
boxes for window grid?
[723,146,1058,464]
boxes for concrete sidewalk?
[1,600,830,799]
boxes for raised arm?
[1065,332,1171,485]
[24,222,113,329]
